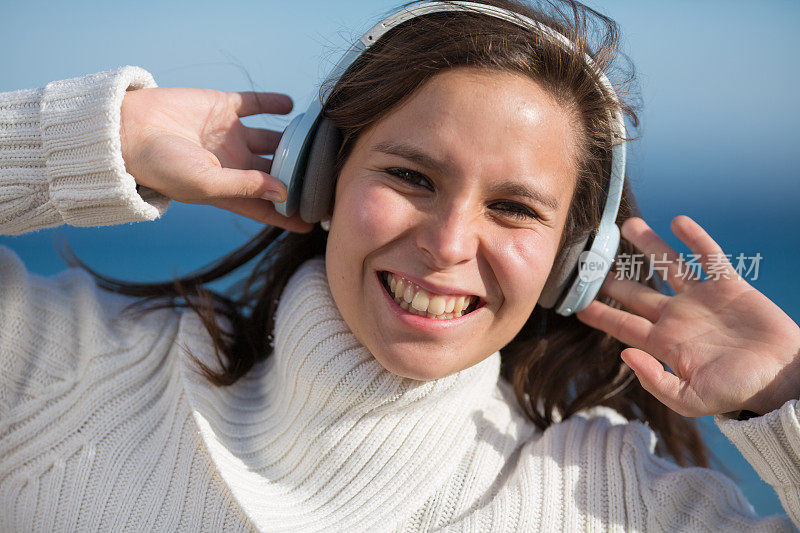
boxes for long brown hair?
[67,0,707,467]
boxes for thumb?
[621,348,705,417]
[198,165,287,203]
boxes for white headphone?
[270,1,627,316]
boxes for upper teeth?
[385,272,476,319]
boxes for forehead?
[360,68,579,196]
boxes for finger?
[228,91,293,117]
[599,274,670,322]
[621,217,693,292]
[621,348,706,417]
[199,166,286,202]
[250,155,272,174]
[671,215,736,281]
[575,300,653,349]
[211,197,314,233]
[244,127,283,155]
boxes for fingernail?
[262,189,286,203]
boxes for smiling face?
[324,67,581,380]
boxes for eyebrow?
[373,141,449,173]
[372,141,561,212]
[487,181,560,211]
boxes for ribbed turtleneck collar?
[178,257,503,532]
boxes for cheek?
[336,178,415,246]
[487,229,559,310]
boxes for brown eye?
[385,168,434,191]
[491,201,538,221]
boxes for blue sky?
[2,0,799,518]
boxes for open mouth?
[378,271,483,320]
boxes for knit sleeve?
[0,66,171,235]
[527,405,797,531]
[607,414,798,531]
[714,399,800,526]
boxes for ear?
[299,118,343,223]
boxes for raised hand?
[120,87,312,233]
[576,215,800,417]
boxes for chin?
[370,343,476,381]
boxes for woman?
[1,0,799,530]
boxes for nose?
[415,200,478,270]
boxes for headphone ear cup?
[538,234,590,308]
[299,118,343,224]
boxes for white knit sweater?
[1,67,799,532]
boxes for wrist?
[748,348,800,416]
[120,90,152,193]
[120,91,136,178]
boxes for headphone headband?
[271,1,627,316]
[327,1,626,144]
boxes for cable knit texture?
[1,68,800,531]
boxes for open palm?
[577,216,800,417]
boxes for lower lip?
[376,272,481,332]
